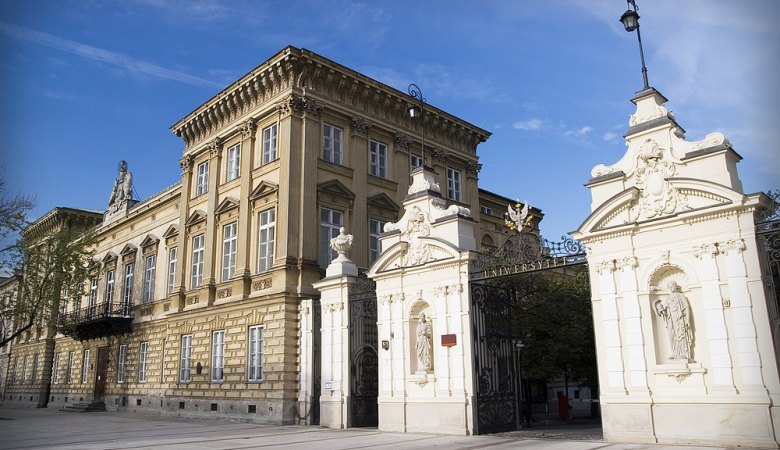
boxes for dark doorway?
[94,346,109,402]
[348,275,378,427]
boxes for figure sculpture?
[329,227,353,261]
[653,281,693,361]
[108,160,133,210]
[416,313,433,371]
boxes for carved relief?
[252,278,272,291]
[693,243,719,260]
[217,288,232,299]
[719,239,745,255]
[393,132,412,150]
[629,102,669,127]
[186,295,199,305]
[629,139,689,221]
[432,147,449,163]
[595,260,615,275]
[466,160,482,175]
[238,118,257,139]
[350,116,374,135]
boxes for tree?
[0,224,96,348]
[0,173,35,259]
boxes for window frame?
[211,330,225,382]
[248,325,263,382]
[143,254,156,304]
[262,123,278,165]
[117,344,127,384]
[81,349,90,384]
[191,235,205,289]
[447,167,462,202]
[180,334,192,383]
[167,247,177,296]
[319,207,344,268]
[257,208,276,273]
[52,352,61,384]
[138,342,148,383]
[122,263,134,313]
[226,143,241,181]
[323,123,343,164]
[105,270,115,307]
[196,161,209,196]
[369,140,388,178]
[67,351,75,384]
[410,154,423,170]
[221,222,237,282]
[369,218,387,264]
[88,278,98,317]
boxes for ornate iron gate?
[757,190,780,364]
[348,275,378,427]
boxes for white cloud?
[513,119,542,130]
[602,131,618,142]
[565,126,592,137]
[0,22,223,89]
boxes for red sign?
[441,334,457,347]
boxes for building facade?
[2,46,515,423]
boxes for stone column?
[596,260,626,394]
[693,243,735,390]
[617,256,649,394]
[174,155,195,310]
[236,119,257,288]
[721,239,764,388]
[203,139,223,294]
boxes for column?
[617,256,649,394]
[433,284,450,394]
[236,119,257,284]
[174,155,194,310]
[203,138,223,291]
[596,260,626,394]
[721,239,764,388]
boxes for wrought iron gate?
[757,190,780,364]
[348,275,378,427]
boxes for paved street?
[0,406,772,450]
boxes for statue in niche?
[416,313,433,372]
[653,281,693,361]
[108,160,133,211]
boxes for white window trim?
[447,167,462,202]
[369,140,388,178]
[257,208,276,273]
[191,235,205,289]
[180,334,192,383]
[117,345,127,384]
[262,123,278,164]
[323,123,343,164]
[53,352,61,384]
[167,247,177,296]
[196,161,209,196]
[212,330,225,382]
[143,254,156,303]
[138,342,148,383]
[227,143,241,181]
[248,325,263,382]
[81,349,90,384]
[221,223,237,282]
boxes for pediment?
[101,251,118,264]
[161,224,179,239]
[318,179,355,201]
[367,193,399,211]
[215,197,239,215]
[249,181,279,200]
[140,234,160,249]
[367,237,459,275]
[577,178,743,234]
[185,210,207,227]
[119,243,137,256]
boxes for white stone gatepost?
[573,88,780,448]
[297,298,316,424]
[366,167,477,435]
[312,229,359,429]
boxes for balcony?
[58,301,133,341]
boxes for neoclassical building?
[2,46,523,422]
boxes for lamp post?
[407,83,426,167]
[620,0,650,90]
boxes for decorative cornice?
[350,115,374,135]
[179,154,194,172]
[238,118,257,139]
[693,243,719,260]
[466,160,482,175]
[393,132,412,150]
[595,260,616,275]
[719,239,746,255]
[432,147,450,163]
[616,256,638,271]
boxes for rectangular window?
[447,168,462,202]
[369,219,387,264]
[319,208,343,268]
[167,247,177,295]
[221,223,237,281]
[480,205,493,216]
[10,357,17,384]
[23,355,29,381]
[196,161,209,196]
[143,255,156,303]
[81,349,90,384]
[257,208,276,273]
[180,334,192,383]
[117,345,127,384]
[212,330,225,381]
[31,354,38,381]
[138,342,148,383]
[248,326,263,382]
[323,123,343,164]
[262,123,278,164]
[410,154,423,170]
[53,353,61,384]
[122,263,134,314]
[191,235,205,289]
[227,143,241,181]
[369,140,388,178]
[88,278,98,317]
[67,351,75,384]
[104,270,115,308]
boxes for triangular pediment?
[120,243,137,256]
[185,210,207,227]
[249,181,279,200]
[367,193,399,211]
[318,179,355,201]
[161,224,179,239]
[140,234,160,249]
[215,197,239,215]
[101,251,118,264]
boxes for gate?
[469,231,587,434]
[348,275,378,427]
[757,190,780,363]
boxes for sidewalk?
[0,406,772,450]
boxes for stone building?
[2,46,522,422]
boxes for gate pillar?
[367,167,478,435]
[573,88,780,448]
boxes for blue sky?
[1,0,778,242]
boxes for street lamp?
[407,83,426,167]
[620,0,650,90]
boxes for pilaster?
[236,119,257,284]
[617,256,649,395]
[596,259,626,394]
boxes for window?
[196,161,209,196]
[180,335,192,383]
[81,349,90,384]
[88,278,98,317]
[143,255,156,303]
[221,223,237,281]
[369,140,388,178]
[10,357,17,384]
[67,351,75,384]
[480,205,493,216]
[122,263,134,314]
[447,168,462,202]
[319,208,343,267]
[138,342,148,383]
[262,123,277,164]
[23,355,29,381]
[117,345,127,383]
[226,143,241,181]
[105,270,115,308]
[369,219,387,264]
[52,352,61,384]
[410,154,423,170]
[31,354,38,381]
[212,330,225,381]
[167,247,177,295]
[257,208,276,273]
[323,123,343,164]
[248,326,263,382]
[191,235,205,289]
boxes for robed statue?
[653,281,693,361]
[108,160,133,210]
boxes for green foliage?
[0,173,34,262]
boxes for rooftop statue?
[108,160,133,211]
